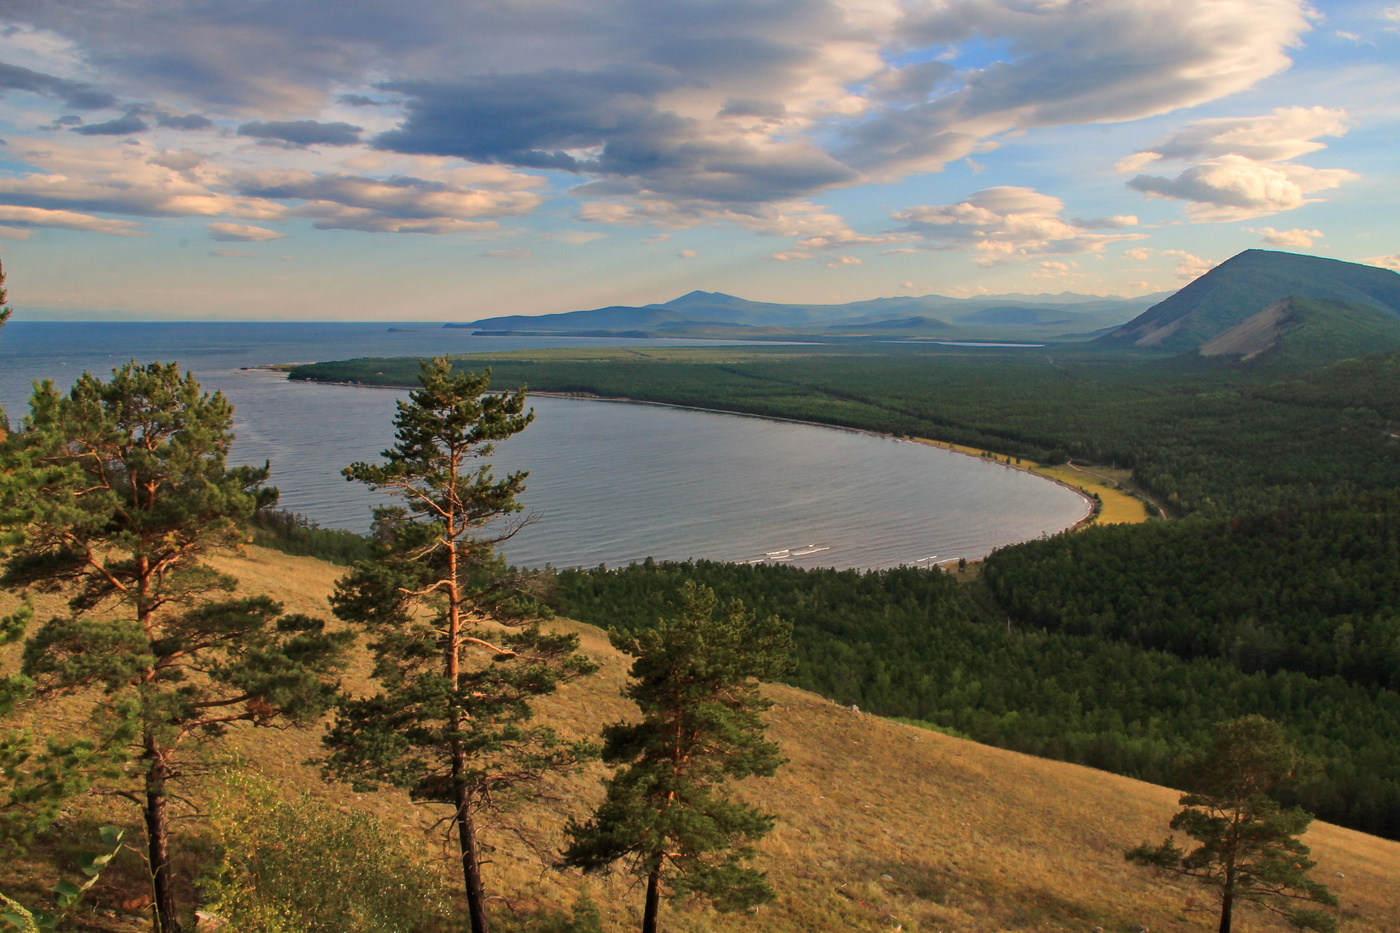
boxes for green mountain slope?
[1197,296,1400,370]
[1103,250,1400,353]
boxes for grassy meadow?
[5,546,1396,933]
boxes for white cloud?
[0,203,145,236]
[1248,226,1322,248]
[0,0,1321,229]
[1367,254,1400,271]
[483,248,531,259]
[1119,107,1355,221]
[769,251,813,261]
[0,140,281,220]
[824,255,861,268]
[1163,249,1216,280]
[1125,107,1348,166]
[676,248,697,259]
[207,222,286,241]
[893,186,1146,265]
[1128,155,1355,221]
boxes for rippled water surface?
[1,322,1087,569]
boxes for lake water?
[0,322,1088,570]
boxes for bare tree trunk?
[642,861,663,933]
[143,737,181,933]
[454,766,490,933]
[1218,888,1233,933]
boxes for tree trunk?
[1218,888,1233,933]
[143,738,181,933]
[642,861,663,933]
[454,762,490,933]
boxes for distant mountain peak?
[1102,249,1400,353]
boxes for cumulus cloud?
[1367,254,1400,271]
[0,61,116,110]
[676,248,697,259]
[1248,226,1322,248]
[0,0,1327,241]
[842,0,1313,178]
[229,170,544,230]
[156,112,213,131]
[71,113,148,136]
[0,203,144,235]
[1119,107,1354,221]
[1127,155,1354,221]
[239,120,363,148]
[0,140,283,219]
[892,186,1145,265]
[1163,249,1215,280]
[207,222,286,242]
[1123,107,1347,166]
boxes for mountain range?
[447,288,1168,341]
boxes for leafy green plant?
[0,826,124,932]
[202,773,449,933]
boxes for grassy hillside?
[1105,250,1400,353]
[5,547,1397,933]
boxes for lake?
[0,322,1088,570]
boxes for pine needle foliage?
[1126,716,1338,933]
[321,358,595,933]
[0,362,349,933]
[563,582,792,933]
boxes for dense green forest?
[288,335,1400,841]
[290,341,1400,518]
[553,558,1400,840]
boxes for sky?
[0,0,1396,321]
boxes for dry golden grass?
[5,546,1398,933]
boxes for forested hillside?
[555,557,1400,839]
[291,340,1400,518]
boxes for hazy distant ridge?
[449,288,1167,338]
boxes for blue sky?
[0,0,1396,320]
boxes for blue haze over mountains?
[452,250,1400,357]
[452,286,1172,341]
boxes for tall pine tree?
[0,362,348,933]
[1126,716,1338,933]
[563,582,792,933]
[322,357,594,933]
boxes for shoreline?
[279,373,1105,556]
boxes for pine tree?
[1126,716,1338,933]
[0,362,349,933]
[563,582,792,933]
[322,357,595,933]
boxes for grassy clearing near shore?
[5,546,1397,933]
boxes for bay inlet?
[0,322,1088,570]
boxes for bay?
[0,321,1088,570]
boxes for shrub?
[203,773,449,933]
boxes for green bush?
[203,774,449,933]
